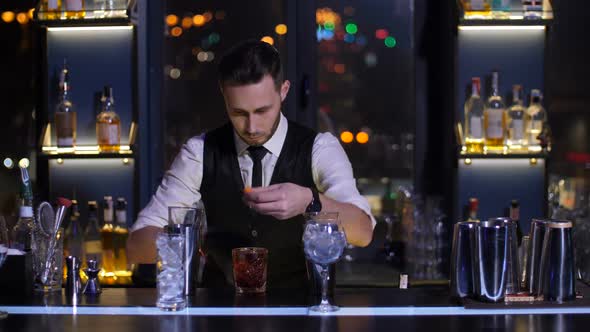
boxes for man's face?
[222,74,290,146]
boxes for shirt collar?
[234,112,288,157]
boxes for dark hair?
[218,40,283,90]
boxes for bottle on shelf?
[522,0,543,19]
[467,198,480,222]
[100,196,116,283]
[491,0,511,19]
[525,89,546,151]
[63,200,84,258]
[40,0,62,20]
[84,201,103,266]
[11,167,35,252]
[461,0,491,19]
[113,198,129,273]
[464,77,485,153]
[55,60,77,149]
[509,199,524,244]
[506,84,527,151]
[63,200,84,279]
[96,85,121,153]
[64,0,86,19]
[483,71,507,152]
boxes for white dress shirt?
[131,113,376,231]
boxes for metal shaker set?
[450,218,576,303]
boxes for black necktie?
[247,146,268,187]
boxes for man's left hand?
[243,183,313,220]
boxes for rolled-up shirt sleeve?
[312,133,377,229]
[131,136,204,232]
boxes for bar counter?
[2,285,590,332]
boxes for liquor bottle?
[491,0,511,19]
[523,0,543,19]
[55,60,77,148]
[63,200,84,279]
[96,86,121,153]
[467,198,480,222]
[525,89,546,150]
[113,198,129,272]
[84,201,103,266]
[64,200,84,259]
[506,85,526,151]
[64,0,86,19]
[100,196,116,282]
[11,167,35,252]
[484,71,507,151]
[509,199,523,245]
[464,77,485,153]
[41,0,62,20]
[461,0,491,19]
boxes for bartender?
[127,40,374,288]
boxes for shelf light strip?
[458,25,545,31]
[4,306,590,317]
[42,145,131,154]
[47,26,133,32]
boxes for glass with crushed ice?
[156,225,186,311]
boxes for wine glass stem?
[320,265,330,306]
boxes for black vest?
[200,120,317,289]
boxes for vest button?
[251,229,258,238]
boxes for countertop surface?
[3,286,590,332]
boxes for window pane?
[163,1,288,168]
[315,1,415,202]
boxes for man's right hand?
[126,226,162,264]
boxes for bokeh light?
[28,9,34,19]
[165,14,178,26]
[16,12,29,24]
[334,64,345,74]
[345,23,358,34]
[208,32,220,44]
[18,158,30,168]
[182,17,192,29]
[193,14,205,26]
[203,11,213,22]
[169,68,181,79]
[3,158,14,169]
[261,36,274,45]
[1,11,15,23]
[375,29,388,39]
[171,27,183,37]
[275,24,287,35]
[384,36,397,48]
[340,131,354,144]
[356,132,369,144]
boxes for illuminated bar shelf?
[33,1,131,25]
[458,146,550,159]
[456,0,554,26]
[39,122,137,159]
[39,145,135,159]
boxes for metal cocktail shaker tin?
[489,217,520,295]
[540,220,576,303]
[450,221,476,299]
[526,219,550,295]
[473,219,509,302]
